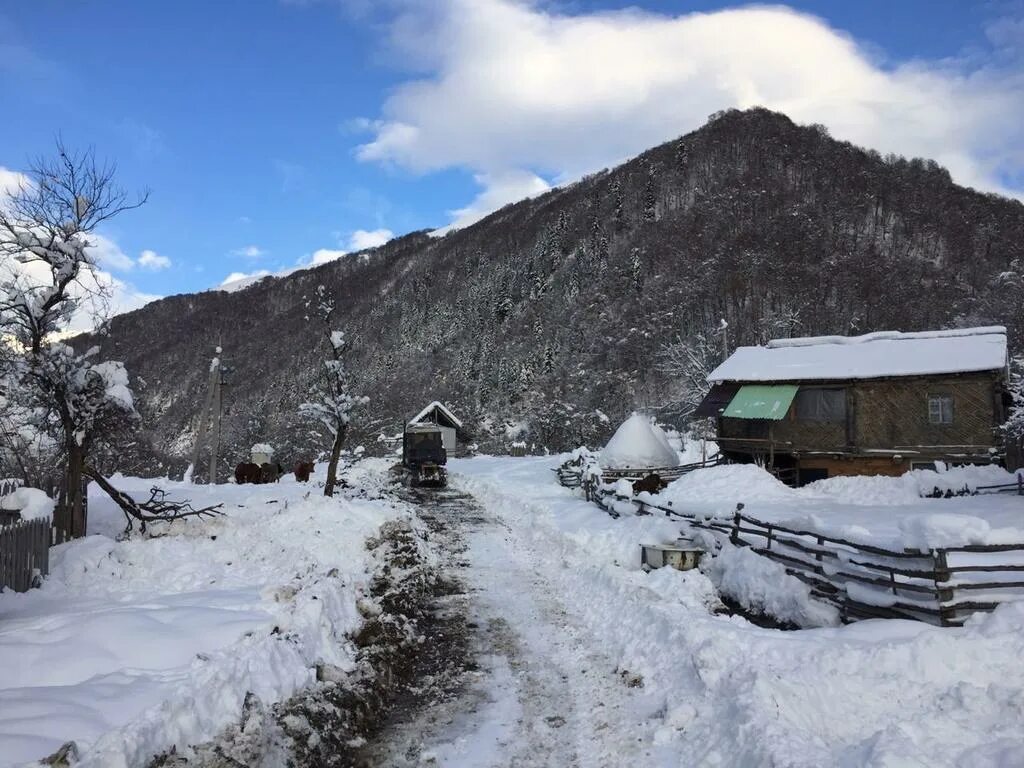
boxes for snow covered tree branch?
[1004,356,1024,444]
[0,142,148,538]
[655,326,725,421]
[299,285,368,497]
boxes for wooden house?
[698,327,1010,485]
[408,401,462,455]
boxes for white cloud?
[230,245,267,259]
[221,269,271,287]
[0,168,160,330]
[80,232,135,271]
[138,249,171,270]
[0,167,28,198]
[304,228,396,267]
[443,170,549,231]
[310,248,349,265]
[348,227,394,250]
[355,1,1024,227]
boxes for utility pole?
[189,346,222,484]
[208,354,222,484]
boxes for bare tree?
[655,326,725,421]
[0,141,148,537]
[299,285,367,497]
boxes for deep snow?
[450,455,1024,767]
[0,460,410,768]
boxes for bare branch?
[85,466,224,535]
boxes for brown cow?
[234,462,261,485]
[259,462,281,484]
[632,473,666,495]
[294,461,314,483]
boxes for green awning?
[721,385,798,420]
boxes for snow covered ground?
[450,455,1024,767]
[4,454,1023,767]
[651,462,1024,550]
[0,460,409,768]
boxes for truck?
[402,423,448,487]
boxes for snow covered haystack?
[251,443,274,465]
[600,413,679,470]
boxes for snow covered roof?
[708,327,1008,383]
[408,401,463,428]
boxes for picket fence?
[0,478,55,593]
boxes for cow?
[294,460,314,483]
[259,462,282,484]
[632,473,666,495]
[234,462,261,485]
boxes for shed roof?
[708,327,1007,383]
[408,401,463,428]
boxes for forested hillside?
[97,108,1024,474]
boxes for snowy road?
[358,486,648,767]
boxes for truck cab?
[402,424,448,486]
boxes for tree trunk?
[61,442,87,540]
[323,426,347,498]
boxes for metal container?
[640,543,703,571]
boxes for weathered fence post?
[933,549,955,627]
[730,503,744,546]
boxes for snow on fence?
[0,517,51,593]
[0,477,24,525]
[586,481,1024,627]
[555,455,723,491]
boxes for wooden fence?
[586,481,1024,627]
[556,454,723,491]
[0,517,51,592]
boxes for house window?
[794,388,847,422]
[928,395,954,425]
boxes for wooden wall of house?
[854,374,999,452]
[718,372,1002,459]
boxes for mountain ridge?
[97,107,1024,475]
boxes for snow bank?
[659,464,796,506]
[806,463,1020,505]
[450,455,1024,768]
[702,544,840,627]
[600,413,678,469]
[0,464,409,767]
[0,487,54,521]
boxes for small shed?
[408,402,462,455]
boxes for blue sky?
[1,0,1022,311]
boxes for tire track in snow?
[359,486,643,767]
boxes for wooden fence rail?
[584,480,1024,627]
[556,454,723,490]
[0,517,51,593]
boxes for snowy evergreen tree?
[299,285,367,497]
[1004,356,1024,443]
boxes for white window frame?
[927,394,954,425]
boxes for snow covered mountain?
[95,108,1024,473]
